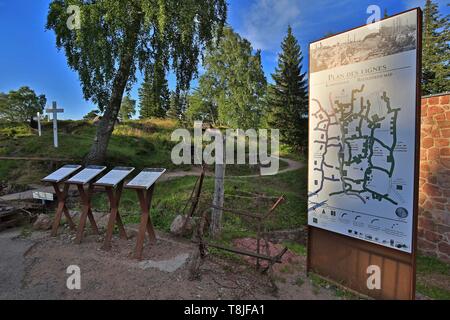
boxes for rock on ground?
[32,214,53,231]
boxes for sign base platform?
[307,226,415,300]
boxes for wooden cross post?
[33,112,43,137]
[45,101,64,148]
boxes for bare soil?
[3,225,337,300]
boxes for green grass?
[283,241,307,257]
[417,255,450,276]
[416,283,450,300]
[86,166,308,239]
[0,119,188,184]
[295,277,305,287]
[416,255,450,300]
[309,273,359,299]
[1,119,311,271]
[89,175,198,232]
[0,119,298,185]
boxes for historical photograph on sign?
[310,12,417,73]
[308,10,419,253]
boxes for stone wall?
[419,93,450,263]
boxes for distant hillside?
[0,119,185,185]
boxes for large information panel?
[308,9,420,253]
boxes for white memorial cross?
[33,112,44,137]
[46,101,64,148]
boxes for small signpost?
[126,168,166,259]
[32,191,54,202]
[33,112,43,137]
[46,101,64,148]
[94,167,135,250]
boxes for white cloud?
[236,0,358,52]
[238,0,303,51]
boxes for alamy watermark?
[366,265,381,290]
[171,121,280,176]
[66,265,81,290]
[66,5,81,30]
[367,5,382,31]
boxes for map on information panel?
[308,10,419,253]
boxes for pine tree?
[119,96,136,121]
[267,26,308,152]
[138,63,170,119]
[167,90,188,121]
[422,0,449,95]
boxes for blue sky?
[0,0,448,120]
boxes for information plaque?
[95,167,135,187]
[42,164,81,183]
[308,9,420,253]
[126,168,166,190]
[67,166,107,185]
[307,8,422,300]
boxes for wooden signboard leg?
[102,183,127,250]
[75,184,99,244]
[51,183,75,236]
[134,185,157,260]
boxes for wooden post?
[210,137,226,238]
[33,112,43,137]
[45,101,64,148]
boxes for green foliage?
[417,254,450,276]
[416,254,450,300]
[139,64,170,119]
[0,123,34,138]
[119,96,136,121]
[309,273,359,299]
[267,26,308,152]
[46,0,227,111]
[47,0,227,162]
[295,277,305,287]
[186,27,267,129]
[83,110,100,120]
[0,87,46,123]
[283,241,307,257]
[0,119,186,184]
[185,89,218,125]
[416,283,450,300]
[167,90,188,120]
[422,0,449,95]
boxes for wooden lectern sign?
[307,8,422,299]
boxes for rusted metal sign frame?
[198,195,287,273]
[306,8,422,300]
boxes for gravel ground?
[0,227,337,300]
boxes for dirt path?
[0,226,337,300]
[0,157,304,202]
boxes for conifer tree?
[139,63,170,119]
[267,26,308,152]
[422,0,449,95]
[167,90,188,121]
[119,96,136,121]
